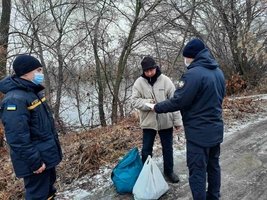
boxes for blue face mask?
[32,72,44,85]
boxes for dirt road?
[157,117,267,200]
[220,118,267,200]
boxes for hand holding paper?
[145,103,155,110]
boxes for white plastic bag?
[133,155,169,200]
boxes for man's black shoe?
[164,172,180,183]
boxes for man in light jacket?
[132,56,182,183]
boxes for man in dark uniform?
[0,55,62,200]
[153,38,225,200]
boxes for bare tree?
[47,0,79,131]
[82,0,110,127]
[0,0,11,79]
[158,0,267,84]
[0,0,11,147]
[211,0,267,82]
[10,0,92,130]
[110,0,164,123]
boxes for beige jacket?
[131,74,182,130]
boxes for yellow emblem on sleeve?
[27,97,46,110]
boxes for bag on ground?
[133,155,169,200]
[111,147,143,194]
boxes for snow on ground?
[57,94,267,200]
[227,93,267,100]
[224,115,267,137]
[57,166,114,200]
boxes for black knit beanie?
[182,38,206,58]
[13,55,42,77]
[141,56,157,71]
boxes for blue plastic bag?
[111,147,142,194]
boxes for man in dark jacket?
[154,38,225,200]
[0,55,62,200]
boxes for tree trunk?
[0,0,11,79]
[0,0,11,147]
[111,0,142,124]
[54,43,64,133]
[93,17,106,127]
[211,0,244,75]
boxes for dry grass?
[56,116,142,186]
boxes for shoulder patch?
[177,80,185,89]
[7,105,17,111]
[28,97,46,110]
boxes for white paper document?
[145,103,155,109]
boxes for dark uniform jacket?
[0,76,62,178]
[154,49,225,147]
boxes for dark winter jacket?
[154,49,225,147]
[0,76,62,178]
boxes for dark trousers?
[142,128,174,174]
[186,141,221,200]
[24,167,57,200]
